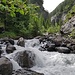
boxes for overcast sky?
[43,0,64,13]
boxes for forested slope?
[50,0,75,25]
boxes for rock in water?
[0,57,13,75]
[6,43,16,54]
[14,50,35,68]
[17,37,25,47]
[56,47,71,54]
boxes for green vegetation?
[69,29,75,38]
[50,0,75,25]
[47,25,60,34]
[0,0,51,38]
[65,5,75,22]
[1,0,75,38]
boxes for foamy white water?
[1,39,75,75]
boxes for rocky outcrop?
[17,37,25,47]
[60,16,75,34]
[14,50,35,68]
[0,57,13,75]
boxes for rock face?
[6,43,16,54]
[0,57,13,75]
[12,68,44,75]
[15,50,35,68]
[17,37,25,47]
[60,16,75,34]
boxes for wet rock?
[45,42,55,51]
[0,57,13,75]
[56,47,71,54]
[6,43,16,54]
[8,39,14,45]
[0,37,14,45]
[0,45,2,49]
[14,50,35,68]
[17,37,25,47]
[39,45,46,51]
[12,68,44,75]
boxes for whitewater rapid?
[1,39,75,75]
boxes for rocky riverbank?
[0,34,75,75]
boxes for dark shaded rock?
[39,45,46,51]
[15,50,35,68]
[12,68,44,75]
[8,39,14,45]
[39,41,56,52]
[0,57,13,75]
[6,43,16,54]
[17,37,25,47]
[67,43,75,53]
[0,50,3,58]
[61,42,67,47]
[56,47,71,54]
[0,45,2,49]
[0,37,14,45]
[39,36,46,44]
[45,42,55,51]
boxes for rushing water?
[1,38,75,75]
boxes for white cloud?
[43,0,64,13]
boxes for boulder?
[60,16,75,34]
[14,50,35,68]
[17,37,25,47]
[6,43,16,54]
[12,68,44,75]
[53,35,63,47]
[45,42,55,51]
[56,47,71,54]
[0,57,13,75]
[8,39,14,45]
[67,43,75,53]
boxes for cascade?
[1,38,75,75]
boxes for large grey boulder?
[17,37,25,47]
[0,57,13,75]
[14,50,35,68]
[60,16,75,34]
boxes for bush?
[47,25,60,33]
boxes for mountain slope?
[50,0,75,25]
